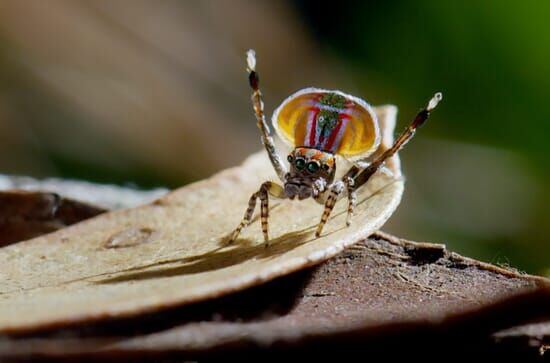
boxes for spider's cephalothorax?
[284,147,335,200]
[230,49,442,245]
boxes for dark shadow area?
[94,226,338,284]
[92,182,393,284]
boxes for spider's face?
[284,147,336,199]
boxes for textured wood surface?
[0,232,547,362]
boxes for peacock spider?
[230,50,442,246]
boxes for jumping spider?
[230,49,442,245]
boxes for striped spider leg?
[315,92,443,237]
[229,181,286,245]
[342,105,401,226]
[229,50,288,245]
[314,105,399,232]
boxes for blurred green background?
[0,1,547,275]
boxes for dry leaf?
[0,107,403,334]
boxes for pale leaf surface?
[0,107,404,333]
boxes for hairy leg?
[315,181,344,237]
[353,93,442,189]
[314,176,355,237]
[229,181,285,244]
[246,50,287,181]
[316,93,442,237]
[345,177,356,226]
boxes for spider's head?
[284,147,335,199]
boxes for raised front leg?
[246,50,287,181]
[353,92,442,190]
[229,181,285,245]
[315,93,442,237]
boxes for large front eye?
[307,161,320,173]
[295,158,306,170]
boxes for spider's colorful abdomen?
[272,88,380,160]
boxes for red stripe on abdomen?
[307,107,319,147]
[324,115,347,151]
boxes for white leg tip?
[246,49,256,72]
[427,92,443,111]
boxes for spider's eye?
[295,158,306,170]
[322,164,330,172]
[287,155,293,163]
[307,161,320,173]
